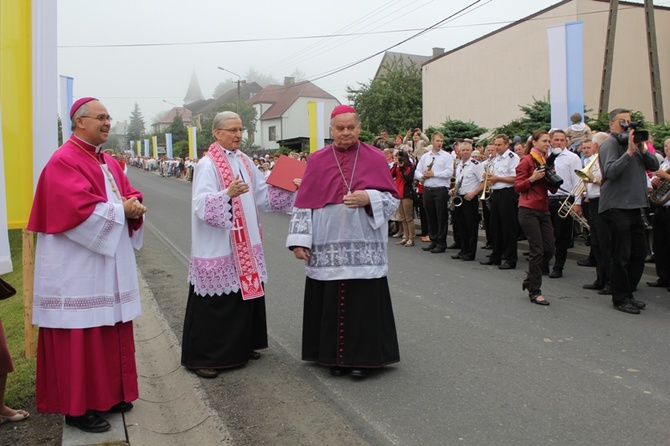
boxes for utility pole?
[217,67,242,114]
[644,0,664,124]
[599,0,618,116]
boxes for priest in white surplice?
[181,111,296,379]
[27,97,147,434]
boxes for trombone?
[480,157,494,201]
[557,154,599,230]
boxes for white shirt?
[549,148,583,204]
[414,149,454,188]
[490,149,519,190]
[584,154,602,199]
[455,158,484,194]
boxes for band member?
[449,141,484,261]
[480,134,520,269]
[582,133,612,295]
[647,137,670,290]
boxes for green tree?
[215,102,258,137]
[168,113,188,142]
[346,57,422,135]
[494,97,551,141]
[173,140,189,158]
[430,119,488,147]
[650,122,670,151]
[127,103,146,141]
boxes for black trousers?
[602,208,647,306]
[588,198,611,288]
[652,206,670,284]
[518,207,554,297]
[415,194,429,236]
[423,187,450,248]
[489,187,518,263]
[454,196,479,258]
[482,199,491,244]
[548,197,574,271]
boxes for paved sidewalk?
[62,271,232,446]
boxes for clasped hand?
[343,190,370,208]
[123,197,147,219]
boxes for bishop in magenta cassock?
[286,105,401,379]
[28,97,147,433]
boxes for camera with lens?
[618,120,649,144]
[537,165,564,188]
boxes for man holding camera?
[599,109,659,314]
[546,129,583,279]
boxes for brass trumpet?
[557,155,600,230]
[480,158,494,201]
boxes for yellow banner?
[188,127,197,159]
[136,140,141,156]
[1,1,32,229]
[308,101,317,153]
[152,135,158,159]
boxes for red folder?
[266,155,306,192]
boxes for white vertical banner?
[547,23,569,130]
[32,0,58,189]
[316,101,325,150]
[59,75,73,142]
[144,139,150,157]
[0,107,12,274]
[129,140,134,153]
[165,133,173,159]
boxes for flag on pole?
[308,101,325,153]
[59,75,74,141]
[166,133,173,159]
[547,21,584,130]
[0,108,12,274]
[152,135,158,159]
[188,126,197,159]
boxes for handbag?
[0,278,16,300]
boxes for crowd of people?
[7,99,667,437]
[377,110,669,313]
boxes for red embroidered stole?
[206,144,264,300]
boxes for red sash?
[206,144,264,300]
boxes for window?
[269,126,276,141]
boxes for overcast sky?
[56,0,666,128]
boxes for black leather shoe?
[447,243,461,249]
[421,244,436,252]
[65,412,111,433]
[249,350,261,360]
[330,366,348,377]
[583,283,603,290]
[481,244,493,250]
[460,255,474,261]
[430,247,446,254]
[480,259,501,266]
[629,297,646,309]
[108,401,133,413]
[577,259,596,267]
[541,269,550,276]
[350,368,368,378]
[450,254,462,259]
[597,287,612,295]
[498,262,516,270]
[646,280,668,288]
[549,269,563,278]
[614,302,640,314]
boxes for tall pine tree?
[127,103,146,142]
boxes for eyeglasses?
[80,114,113,123]
[217,127,245,134]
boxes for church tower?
[183,68,204,105]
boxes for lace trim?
[91,203,116,253]
[288,209,312,235]
[309,241,387,268]
[268,186,295,212]
[189,243,268,296]
[34,289,140,310]
[204,192,233,229]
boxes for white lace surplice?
[32,165,143,329]
[189,154,295,297]
[286,190,399,281]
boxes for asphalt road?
[129,167,670,446]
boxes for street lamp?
[217,66,243,114]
